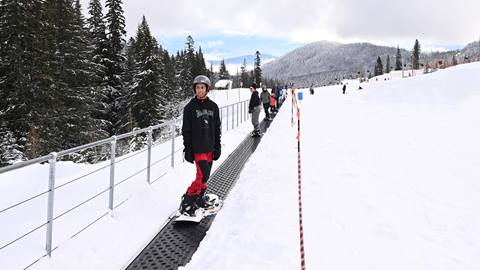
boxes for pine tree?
[127,16,165,130]
[452,54,458,66]
[412,39,421,69]
[87,0,108,85]
[219,59,230,79]
[0,0,60,158]
[176,50,190,100]
[385,55,391,73]
[46,0,105,150]
[0,126,23,166]
[160,50,180,119]
[254,51,262,85]
[104,0,126,134]
[240,58,248,87]
[195,46,207,76]
[374,56,384,76]
[0,0,34,158]
[395,46,402,70]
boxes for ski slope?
[185,63,480,270]
[2,62,480,269]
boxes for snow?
[2,63,480,270]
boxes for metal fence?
[0,99,250,266]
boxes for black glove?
[213,148,221,161]
[248,109,252,114]
[184,148,194,163]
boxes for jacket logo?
[196,109,214,118]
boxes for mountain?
[262,40,479,87]
[461,41,480,60]
[262,41,411,87]
[208,53,276,66]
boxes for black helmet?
[193,75,211,91]
[250,83,257,89]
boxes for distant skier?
[309,84,315,95]
[342,84,347,94]
[180,75,222,217]
[248,83,262,137]
[358,85,363,90]
[260,86,272,120]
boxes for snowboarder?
[249,83,262,137]
[270,92,277,113]
[342,84,347,94]
[179,75,222,217]
[260,86,272,120]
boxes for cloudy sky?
[81,0,479,60]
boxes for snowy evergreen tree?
[104,0,126,134]
[219,59,230,79]
[240,58,248,87]
[412,39,421,69]
[128,16,166,129]
[194,46,208,76]
[395,46,403,70]
[87,0,108,85]
[176,50,190,100]
[452,54,458,66]
[374,56,384,76]
[0,0,61,158]
[385,55,391,73]
[42,0,106,151]
[254,51,262,85]
[0,126,23,166]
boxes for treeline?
[0,0,211,165]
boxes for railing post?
[226,105,229,131]
[109,136,117,211]
[231,104,234,129]
[147,127,153,184]
[46,152,57,256]
[237,102,239,127]
[171,121,175,168]
[220,108,223,132]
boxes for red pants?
[186,152,213,196]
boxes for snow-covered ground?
[186,62,480,270]
[2,62,480,269]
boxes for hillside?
[262,40,478,87]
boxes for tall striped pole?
[296,106,306,270]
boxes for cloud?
[198,40,225,49]
[82,0,479,48]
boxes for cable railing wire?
[54,163,112,191]
[53,186,111,222]
[0,221,48,251]
[0,189,49,215]
[0,99,251,263]
[114,167,149,188]
[114,147,149,164]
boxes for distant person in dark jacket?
[248,83,262,136]
[260,86,272,120]
[342,84,347,94]
[180,75,221,216]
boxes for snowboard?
[174,194,223,223]
[250,131,263,137]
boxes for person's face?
[250,87,254,92]
[195,84,208,99]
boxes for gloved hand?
[184,148,194,163]
[213,148,221,161]
[248,109,252,114]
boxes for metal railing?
[0,99,251,265]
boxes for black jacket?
[182,97,221,154]
[248,90,261,111]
